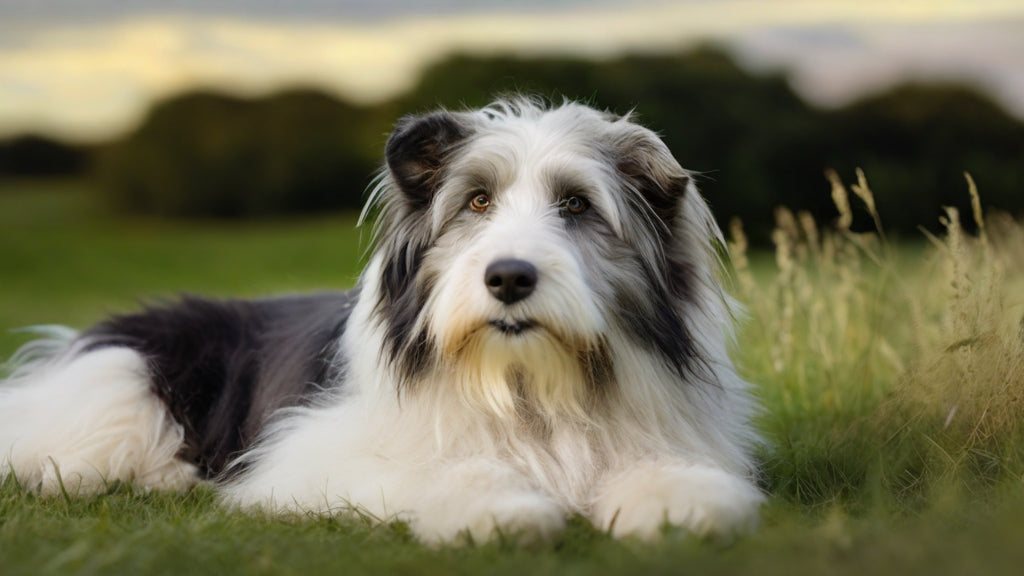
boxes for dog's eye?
[560,195,590,215]
[469,192,490,213]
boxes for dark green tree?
[94,47,1024,238]
[98,90,387,217]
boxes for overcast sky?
[0,1,622,23]
[1,0,1022,141]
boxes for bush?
[0,135,91,178]
[97,90,388,217]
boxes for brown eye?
[561,195,589,215]
[469,192,490,212]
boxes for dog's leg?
[394,458,566,545]
[591,461,763,540]
[219,403,567,544]
[0,347,198,494]
[228,454,566,544]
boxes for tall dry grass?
[882,176,1024,500]
[730,170,1024,511]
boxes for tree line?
[2,46,1022,240]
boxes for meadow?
[1,175,1023,575]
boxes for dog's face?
[370,100,708,418]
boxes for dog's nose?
[484,259,537,304]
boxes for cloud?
[733,17,1024,114]
[0,0,1022,141]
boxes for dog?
[0,97,763,543]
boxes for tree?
[98,90,387,217]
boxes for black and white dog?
[0,98,762,543]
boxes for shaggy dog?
[0,98,762,543]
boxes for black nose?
[484,259,538,304]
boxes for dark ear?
[614,130,689,229]
[385,111,471,210]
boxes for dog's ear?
[385,111,471,209]
[613,127,690,229]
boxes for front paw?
[413,491,566,545]
[593,464,763,540]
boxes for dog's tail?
[2,325,80,382]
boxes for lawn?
[0,180,364,358]
[2,176,1024,575]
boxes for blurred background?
[1,0,1022,241]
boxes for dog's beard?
[437,316,607,426]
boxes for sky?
[1,0,1023,142]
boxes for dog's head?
[366,98,727,420]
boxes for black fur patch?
[375,240,438,391]
[617,157,689,239]
[373,111,474,390]
[610,131,708,364]
[385,111,472,210]
[614,264,700,380]
[81,291,356,478]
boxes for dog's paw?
[137,459,200,492]
[594,463,763,540]
[37,457,107,496]
[413,491,566,545]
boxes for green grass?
[0,180,365,357]
[5,483,1024,576]
[2,177,1024,575]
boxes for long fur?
[0,97,763,543]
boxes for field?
[2,177,1024,575]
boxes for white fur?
[0,345,196,494]
[1,100,763,544]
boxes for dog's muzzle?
[484,259,537,304]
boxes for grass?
[0,179,365,357]
[730,171,1024,515]
[2,175,1024,574]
